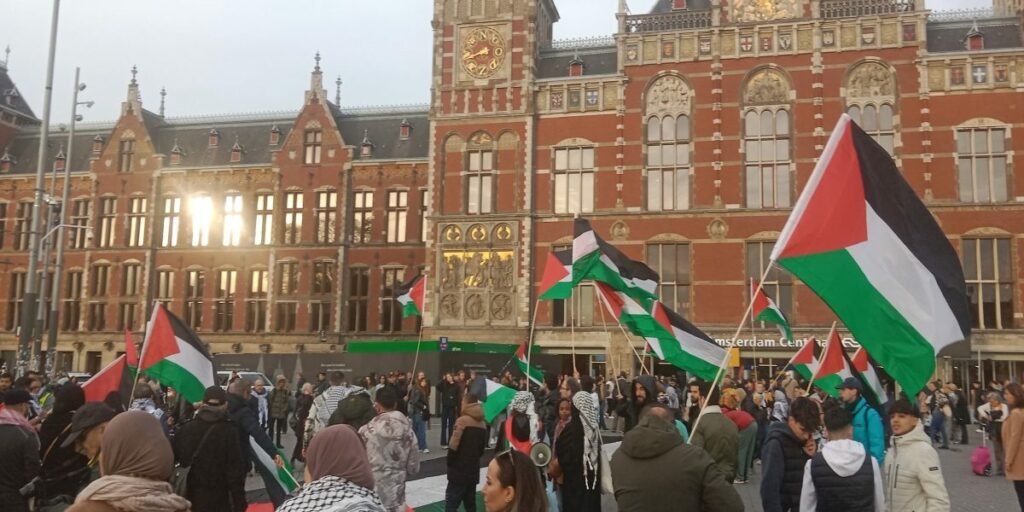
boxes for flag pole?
[525,298,540,371]
[127,301,159,408]
[806,320,838,394]
[748,278,758,382]
[409,275,428,381]
[594,287,648,375]
[570,298,578,376]
[689,263,775,444]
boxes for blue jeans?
[413,412,428,450]
[931,412,948,448]
[441,406,455,446]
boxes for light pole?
[44,66,91,378]
[18,0,62,377]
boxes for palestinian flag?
[852,347,889,405]
[538,249,573,300]
[649,301,728,381]
[594,282,663,340]
[771,115,971,393]
[82,329,139,405]
[482,379,517,423]
[572,218,659,303]
[250,437,299,497]
[811,326,853,394]
[395,274,426,318]
[751,279,794,341]
[789,337,822,382]
[515,341,544,387]
[139,304,216,404]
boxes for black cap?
[2,389,31,405]
[203,386,228,406]
[836,377,863,392]
[60,402,118,448]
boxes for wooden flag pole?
[806,320,838,394]
[127,301,160,408]
[525,298,540,371]
[749,279,759,382]
[570,300,578,376]
[594,289,648,375]
[689,263,775,444]
[410,276,427,380]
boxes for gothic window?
[161,196,180,248]
[70,199,90,249]
[646,115,691,211]
[845,62,897,156]
[189,195,212,247]
[246,269,268,333]
[121,264,141,297]
[126,197,147,247]
[62,271,82,332]
[184,270,205,330]
[6,271,25,332]
[304,130,322,164]
[646,243,691,317]
[381,268,405,332]
[348,267,369,332]
[156,270,174,309]
[118,138,135,173]
[283,191,303,244]
[222,193,243,247]
[419,189,429,242]
[314,190,337,244]
[957,125,1008,203]
[277,261,298,295]
[553,146,595,214]
[98,198,117,248]
[386,190,408,243]
[743,108,791,208]
[352,190,374,244]
[254,193,274,246]
[962,237,1013,329]
[214,269,236,332]
[466,150,494,214]
[14,201,31,250]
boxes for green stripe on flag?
[402,301,420,318]
[141,359,209,404]
[755,305,794,341]
[483,380,517,423]
[250,436,299,494]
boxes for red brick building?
[1,0,1022,387]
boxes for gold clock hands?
[462,47,490,60]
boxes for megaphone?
[529,442,552,467]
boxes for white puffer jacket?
[884,421,951,512]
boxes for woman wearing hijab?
[67,410,190,512]
[278,425,386,512]
[38,383,88,497]
[555,391,601,512]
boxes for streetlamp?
[43,66,91,378]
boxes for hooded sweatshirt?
[359,410,420,511]
[799,439,884,512]
[884,422,950,512]
[447,402,487,485]
[611,414,743,512]
[625,376,659,432]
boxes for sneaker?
[440,444,448,449]
[422,448,430,454]
[733,479,748,484]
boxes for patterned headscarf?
[572,391,601,490]
[509,391,540,444]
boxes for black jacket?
[556,410,601,512]
[760,422,810,512]
[446,404,487,485]
[624,376,658,433]
[437,380,460,413]
[0,423,40,500]
[174,407,247,512]
[537,388,559,441]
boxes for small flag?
[538,249,573,300]
[572,218,659,303]
[249,436,299,496]
[515,342,544,388]
[139,304,216,404]
[751,279,794,341]
[852,347,889,405]
[81,355,132,403]
[482,379,517,423]
[649,301,729,381]
[789,337,822,382]
[771,114,970,393]
[811,326,853,395]
[395,274,426,318]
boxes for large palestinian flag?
[751,279,794,341]
[395,274,426,318]
[771,115,971,393]
[852,347,889,405]
[515,341,544,387]
[811,326,853,395]
[572,218,659,303]
[788,337,821,382]
[649,301,727,381]
[538,249,573,300]
[594,282,663,340]
[139,304,216,404]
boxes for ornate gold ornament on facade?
[443,224,462,242]
[732,0,799,22]
[646,75,692,117]
[745,69,789,105]
[461,26,506,79]
[707,218,729,240]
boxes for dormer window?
[3,89,17,107]
[360,129,374,159]
[0,148,14,173]
[569,59,584,77]
[399,119,411,140]
[118,138,135,173]
[208,129,219,147]
[170,140,183,166]
[673,0,687,8]
[230,139,243,163]
[92,135,104,154]
[270,125,281,145]
[968,33,984,51]
[54,148,66,172]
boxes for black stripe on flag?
[164,305,214,360]
[574,218,660,285]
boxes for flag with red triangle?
[751,279,794,341]
[395,274,426,318]
[852,347,889,405]
[811,326,853,396]
[514,341,544,387]
[538,249,573,300]
[788,337,821,382]
[82,330,137,404]
[139,304,216,404]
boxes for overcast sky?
[3,0,987,124]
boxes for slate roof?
[335,106,429,161]
[648,0,712,14]
[926,17,1023,52]
[536,46,618,79]
[0,63,37,121]
[3,126,104,176]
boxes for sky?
[2,0,989,125]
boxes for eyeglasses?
[497,448,515,467]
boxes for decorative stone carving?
[848,62,894,98]
[490,294,512,320]
[731,0,799,22]
[745,69,789,105]
[468,223,488,243]
[645,75,691,117]
[469,132,493,146]
[610,221,629,241]
[465,294,485,320]
[441,253,463,289]
[443,224,462,242]
[493,223,512,241]
[490,254,515,290]
[440,294,460,318]
[707,218,729,240]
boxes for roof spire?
[335,76,342,105]
[2,45,9,68]
[130,65,138,86]
[159,86,167,117]
[314,51,321,72]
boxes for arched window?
[847,103,895,155]
[743,69,792,209]
[553,144,595,214]
[845,61,897,156]
[644,75,693,211]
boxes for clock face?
[461,26,506,79]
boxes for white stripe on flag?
[573,230,599,261]
[249,436,297,492]
[166,337,215,389]
[672,326,727,365]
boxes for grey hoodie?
[798,439,884,512]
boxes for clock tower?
[425,0,557,338]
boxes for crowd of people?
[2,365,1024,511]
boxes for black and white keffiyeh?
[510,391,541,444]
[572,391,601,490]
[277,475,386,512]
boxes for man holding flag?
[227,378,293,507]
[173,386,248,512]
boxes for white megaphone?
[529,442,552,467]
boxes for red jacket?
[723,407,755,431]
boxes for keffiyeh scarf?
[509,391,540,444]
[277,476,386,512]
[572,391,601,490]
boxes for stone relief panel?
[847,62,895,99]
[731,0,800,22]
[745,69,790,105]
[645,75,692,118]
[436,220,518,326]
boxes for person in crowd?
[614,371,630,432]
[604,376,616,425]
[162,387,183,424]
[978,391,1007,476]
[128,385,167,432]
[408,376,430,454]
[547,397,573,505]
[0,389,40,512]
[624,375,658,433]
[664,377,681,417]
[502,391,540,454]
[482,449,547,512]
[278,424,385,512]
[799,406,884,512]
[772,388,790,423]
[227,378,287,508]
[38,383,87,498]
[360,386,420,512]
[612,403,743,511]
[304,371,362,450]
[437,372,460,448]
[173,386,247,512]
[926,381,951,449]
[690,380,739,483]
[446,392,488,512]
[251,379,270,432]
[836,377,885,466]
[884,399,950,512]
[267,376,291,448]
[949,383,970,445]
[314,371,329,395]
[556,389,602,511]
[761,396,821,512]
[291,382,314,465]
[61,402,117,490]
[538,373,560,444]
[722,387,758,484]
[685,380,703,431]
[1003,383,1024,509]
[0,372,12,399]
[329,391,376,431]
[68,411,190,512]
